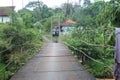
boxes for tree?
[54,7,62,14]
[25,1,43,10]
[96,0,120,26]
[61,3,74,17]
[72,1,104,27]
[25,1,52,22]
[83,0,91,7]
[18,9,33,28]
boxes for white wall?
[0,17,2,22]
[0,16,11,23]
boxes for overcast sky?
[0,0,110,11]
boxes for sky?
[0,0,110,11]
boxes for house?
[0,6,15,23]
[52,19,76,35]
[60,19,76,34]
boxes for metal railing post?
[51,17,53,42]
[58,16,60,43]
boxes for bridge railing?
[65,42,114,77]
[0,41,39,80]
[63,26,115,78]
[65,42,113,66]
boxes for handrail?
[0,42,29,72]
[68,39,114,48]
[0,41,38,73]
[64,42,113,72]
[80,40,114,48]
[76,26,115,32]
[0,46,39,80]
[0,41,29,55]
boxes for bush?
[0,63,10,79]
[0,15,43,80]
[64,27,114,78]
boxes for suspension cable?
[80,40,114,48]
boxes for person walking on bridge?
[114,28,120,80]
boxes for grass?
[0,63,10,80]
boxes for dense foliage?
[0,6,43,80]
[62,0,116,78]
[0,0,119,79]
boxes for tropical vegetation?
[0,0,119,79]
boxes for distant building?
[52,19,76,35]
[0,6,15,23]
[60,19,76,34]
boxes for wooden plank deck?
[10,43,96,80]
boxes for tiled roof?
[65,19,76,25]
[0,6,15,16]
[55,19,76,27]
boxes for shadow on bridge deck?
[10,43,96,80]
